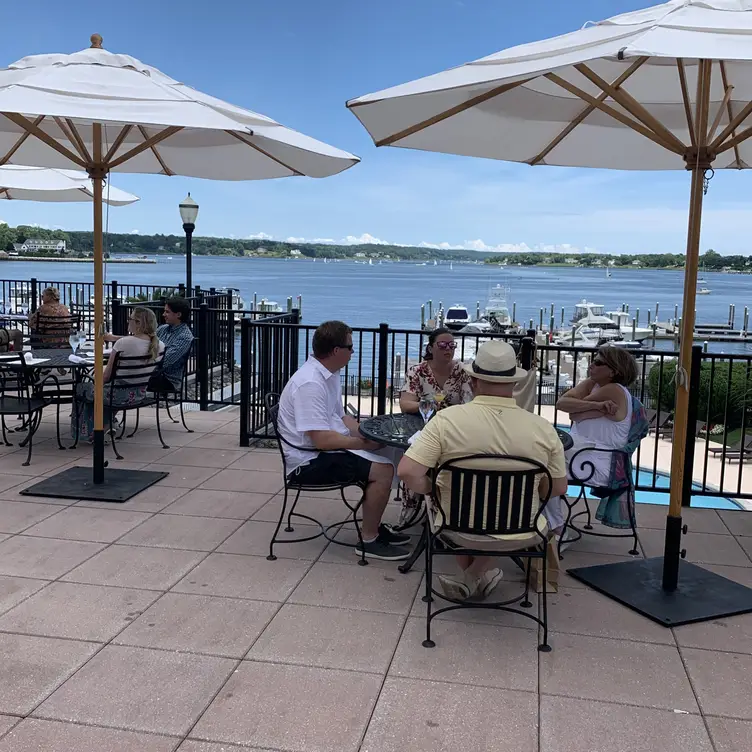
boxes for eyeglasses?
[435,341,457,351]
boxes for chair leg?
[520,558,533,609]
[1,417,13,447]
[583,495,594,530]
[118,411,127,440]
[268,487,292,561]
[538,548,552,652]
[110,411,124,461]
[422,525,435,648]
[126,408,140,438]
[350,489,367,567]
[165,401,179,424]
[285,488,304,532]
[22,412,34,466]
[629,501,640,556]
[155,397,170,449]
[71,399,82,449]
[179,399,194,433]
[54,401,66,450]
[558,494,574,561]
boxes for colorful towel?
[594,397,651,529]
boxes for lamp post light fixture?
[179,193,199,295]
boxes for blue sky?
[0,0,749,255]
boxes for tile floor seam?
[20,714,185,742]
[546,628,677,648]
[0,628,105,646]
[674,643,722,751]
[0,500,71,536]
[538,690,701,714]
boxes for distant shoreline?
[0,257,157,264]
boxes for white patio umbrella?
[0,165,138,204]
[348,0,752,622]
[0,34,359,492]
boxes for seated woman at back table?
[399,328,472,413]
[549,346,639,532]
[29,287,71,344]
[71,307,165,443]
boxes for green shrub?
[648,361,751,428]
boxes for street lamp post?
[179,193,199,295]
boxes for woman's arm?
[398,365,421,414]
[399,391,420,414]
[556,378,597,415]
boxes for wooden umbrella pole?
[663,59,713,590]
[89,124,105,484]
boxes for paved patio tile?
[0,500,60,534]
[115,593,279,658]
[704,563,752,588]
[0,582,157,642]
[682,647,752,719]
[141,464,220,488]
[0,475,29,494]
[390,617,538,691]
[361,676,538,752]
[0,718,177,752]
[640,529,751,567]
[226,451,282,472]
[674,609,752,655]
[0,633,99,715]
[0,453,72,477]
[719,510,752,538]
[0,716,17,739]
[131,429,200,447]
[218,520,329,559]
[21,507,152,543]
[172,553,311,601]
[192,661,381,751]
[289,561,421,614]
[555,551,637,589]
[252,493,354,527]
[199,468,282,495]
[118,514,242,551]
[62,545,206,590]
[179,742,249,752]
[75,484,189,512]
[706,716,752,752]
[0,476,72,504]
[539,695,713,752]
[163,489,271,520]
[636,504,729,534]
[540,632,699,712]
[0,576,47,616]
[737,536,752,561]
[152,446,247,469]
[0,536,103,579]
[186,432,250,450]
[563,530,642,557]
[547,587,675,644]
[248,604,404,673]
[34,644,235,737]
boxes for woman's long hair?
[130,307,161,361]
[423,327,453,361]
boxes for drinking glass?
[77,331,87,352]
[418,397,436,424]
[69,331,79,354]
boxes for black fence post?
[30,278,38,313]
[194,285,202,302]
[682,344,704,508]
[197,303,209,411]
[290,310,300,376]
[239,318,250,447]
[377,322,389,415]
[111,280,118,301]
[519,333,535,370]
[178,283,186,297]
[226,289,235,370]
[111,298,122,335]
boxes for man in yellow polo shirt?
[398,340,567,600]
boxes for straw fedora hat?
[463,340,527,383]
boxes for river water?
[1,256,750,353]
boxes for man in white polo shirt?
[398,340,567,599]
[277,320,411,561]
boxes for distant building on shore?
[12,238,67,254]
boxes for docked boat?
[483,284,514,330]
[605,310,654,342]
[697,287,711,295]
[443,304,472,330]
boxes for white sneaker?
[474,568,503,600]
[437,574,471,601]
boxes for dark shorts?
[289,452,371,487]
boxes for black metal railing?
[239,318,752,506]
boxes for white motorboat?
[483,284,514,330]
[605,311,654,342]
[697,288,711,295]
[443,304,472,331]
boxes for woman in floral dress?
[397,328,473,522]
[399,327,473,414]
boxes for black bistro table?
[359,414,575,574]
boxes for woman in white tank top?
[544,347,639,530]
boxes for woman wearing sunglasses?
[399,327,473,414]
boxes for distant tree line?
[1,223,751,270]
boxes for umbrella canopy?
[0,165,138,204]
[348,0,752,171]
[0,34,359,488]
[348,0,752,544]
[0,39,358,179]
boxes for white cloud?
[128,228,140,234]
[340,233,390,245]
[286,236,306,243]
[247,231,273,240]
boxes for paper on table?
[68,354,91,364]
[24,357,50,365]
[407,429,422,446]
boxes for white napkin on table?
[407,429,423,446]
[68,354,90,364]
